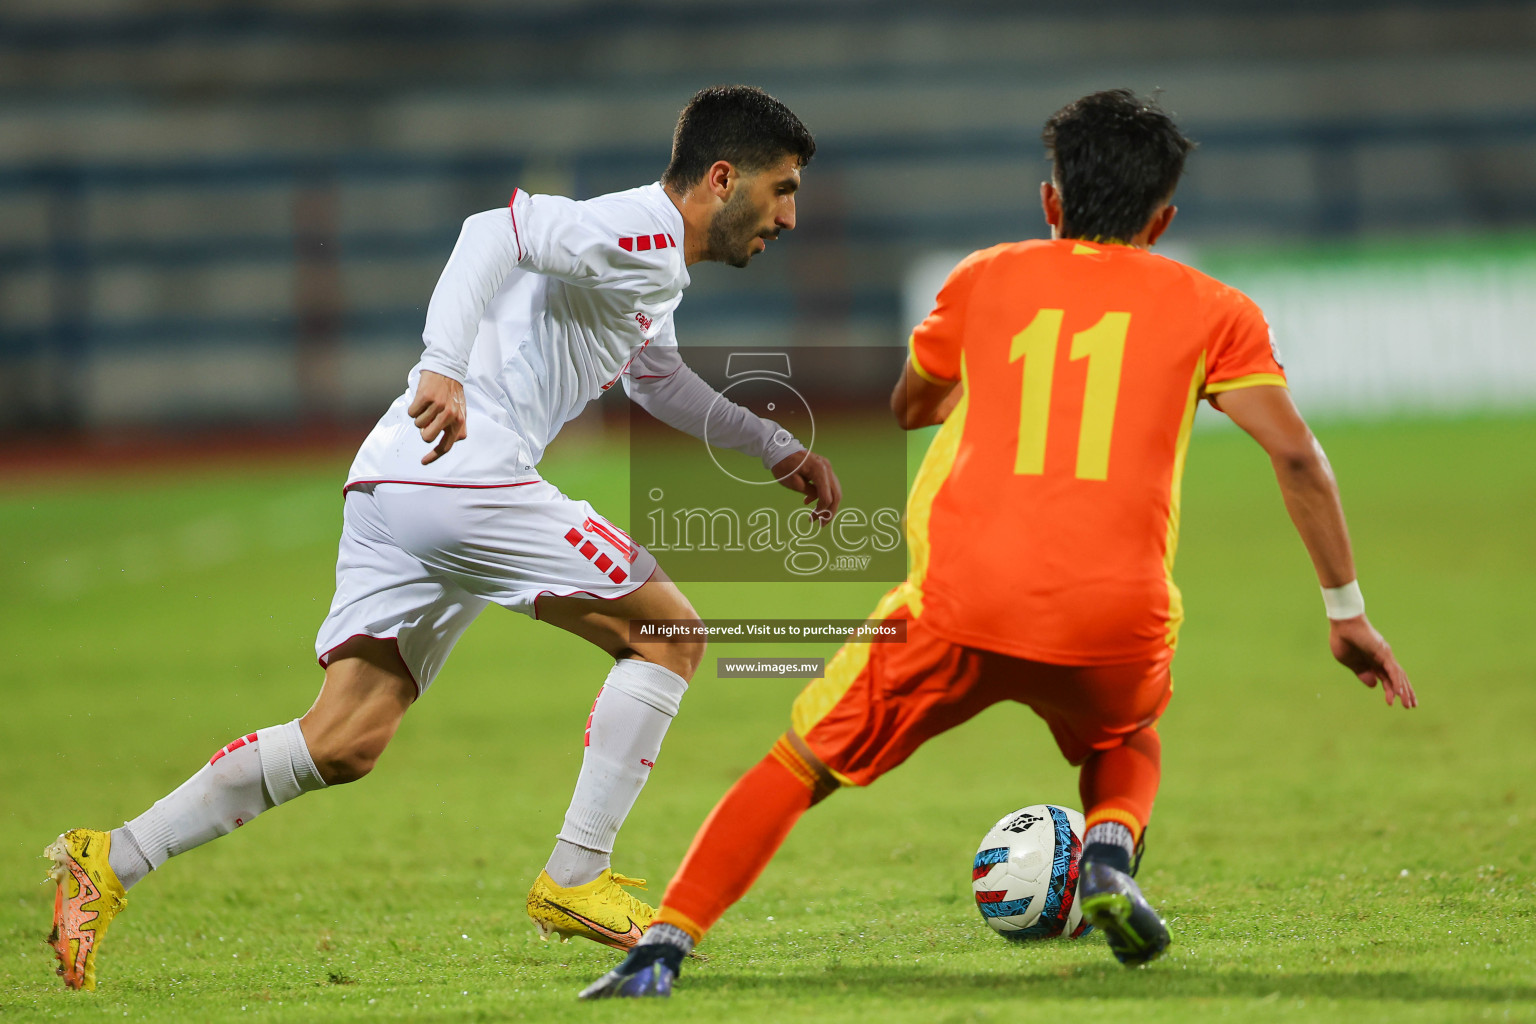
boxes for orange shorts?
[790,589,1173,786]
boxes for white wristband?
[1321,580,1365,620]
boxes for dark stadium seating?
[2,1,1533,429]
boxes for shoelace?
[607,873,654,917]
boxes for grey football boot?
[1077,859,1171,966]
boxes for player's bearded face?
[709,183,775,269]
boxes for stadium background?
[2,2,1533,1021]
[4,0,1536,435]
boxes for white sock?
[545,659,688,888]
[106,828,152,890]
[546,840,611,889]
[112,719,326,890]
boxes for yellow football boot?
[44,828,128,991]
[526,869,654,950]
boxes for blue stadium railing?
[3,113,1535,424]
[0,0,1510,50]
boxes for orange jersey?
[907,238,1285,664]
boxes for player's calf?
[300,727,391,785]
[300,636,417,784]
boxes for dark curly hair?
[1042,90,1195,243]
[662,85,816,189]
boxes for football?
[972,804,1093,940]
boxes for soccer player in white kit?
[45,85,840,991]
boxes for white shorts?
[314,481,658,695]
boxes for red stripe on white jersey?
[507,188,526,261]
[618,234,675,252]
[600,334,653,392]
[584,517,637,562]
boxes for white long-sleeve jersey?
[345,182,801,490]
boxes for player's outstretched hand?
[770,451,842,527]
[1328,615,1416,709]
[409,370,468,465]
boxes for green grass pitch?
[1,414,1533,1022]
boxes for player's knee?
[777,731,841,805]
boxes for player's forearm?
[891,362,960,429]
[892,388,951,430]
[419,210,523,382]
[1272,445,1357,589]
[924,384,964,426]
[628,363,804,470]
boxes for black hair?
[1041,89,1195,243]
[662,85,815,189]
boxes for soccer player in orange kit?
[582,89,1417,997]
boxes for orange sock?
[1079,726,1161,840]
[654,735,829,941]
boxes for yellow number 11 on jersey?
[1009,309,1130,480]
